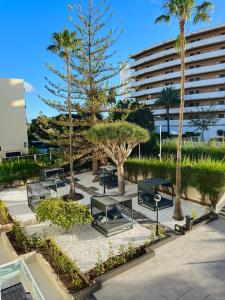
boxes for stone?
[12,180,24,187]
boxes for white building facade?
[0,78,28,158]
[128,24,225,140]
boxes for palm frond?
[155,14,170,24]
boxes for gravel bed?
[26,221,151,273]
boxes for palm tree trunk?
[66,51,76,199]
[173,20,185,221]
[166,107,170,136]
[117,164,125,194]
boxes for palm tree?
[155,0,213,220]
[155,87,180,135]
[47,29,79,199]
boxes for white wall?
[0,78,28,158]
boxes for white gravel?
[26,221,151,273]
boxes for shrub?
[0,160,40,184]
[35,198,93,232]
[10,222,85,289]
[0,200,8,224]
[160,139,225,160]
[125,157,225,206]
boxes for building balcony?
[131,63,225,88]
[130,34,225,68]
[153,104,225,116]
[131,49,225,78]
[154,118,225,132]
[131,77,225,98]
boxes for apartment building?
[128,24,225,140]
[0,78,28,158]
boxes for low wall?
[23,251,73,300]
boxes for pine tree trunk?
[117,164,125,194]
[66,51,76,199]
[173,20,185,221]
[92,158,98,176]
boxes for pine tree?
[67,0,130,174]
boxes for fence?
[0,153,53,163]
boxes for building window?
[220,74,225,78]
[219,114,224,118]
[219,88,225,91]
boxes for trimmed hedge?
[0,160,40,184]
[125,157,225,206]
[160,140,225,160]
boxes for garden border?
[72,234,175,300]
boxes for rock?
[12,180,24,187]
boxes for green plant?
[0,160,40,184]
[12,222,31,252]
[191,209,198,219]
[127,240,137,259]
[118,245,127,265]
[158,225,166,240]
[35,198,93,232]
[161,139,225,160]
[151,224,157,241]
[0,200,8,224]
[95,251,105,276]
[106,241,116,270]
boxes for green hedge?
[160,140,225,160]
[125,157,225,206]
[0,160,40,184]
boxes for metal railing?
[0,258,45,300]
[0,153,53,163]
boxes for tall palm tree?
[155,87,180,135]
[47,29,79,199]
[155,0,213,220]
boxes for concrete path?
[94,218,225,300]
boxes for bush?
[160,139,225,160]
[35,198,93,232]
[0,160,40,184]
[0,200,8,224]
[125,157,225,206]
[10,222,85,289]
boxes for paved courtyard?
[94,218,225,300]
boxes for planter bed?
[191,212,218,230]
[7,229,89,294]
[175,213,218,235]
[149,234,176,250]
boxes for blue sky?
[0,0,224,121]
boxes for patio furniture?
[91,194,133,237]
[27,182,51,210]
[99,165,118,190]
[138,178,174,211]
[40,167,65,188]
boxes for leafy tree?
[188,105,218,141]
[86,121,149,194]
[154,87,180,135]
[35,198,93,232]
[155,0,214,220]
[112,99,154,132]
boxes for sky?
[0,0,225,121]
